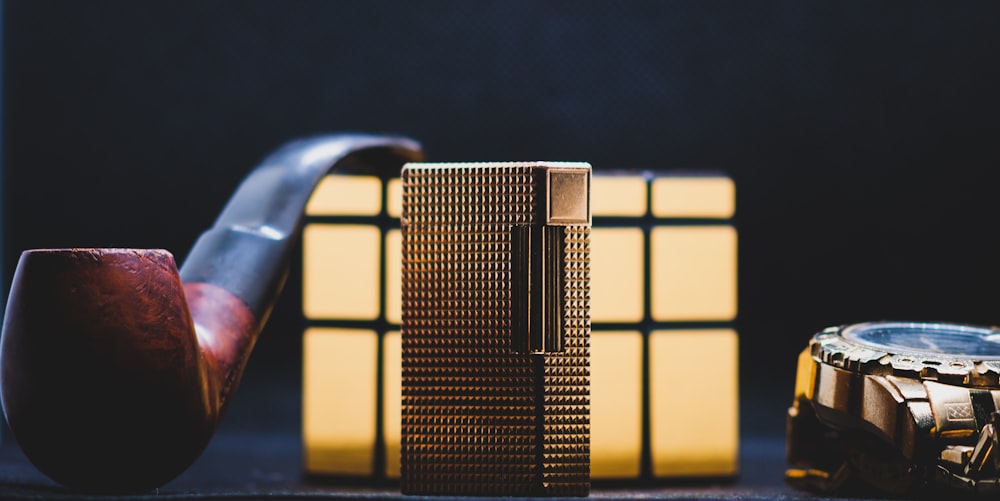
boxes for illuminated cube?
[302,169,738,481]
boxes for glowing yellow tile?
[590,331,642,478]
[385,230,401,324]
[383,331,402,478]
[590,228,644,323]
[592,176,647,216]
[650,329,739,477]
[651,177,734,219]
[650,226,737,321]
[302,328,378,475]
[306,175,382,216]
[303,225,381,320]
[387,178,403,218]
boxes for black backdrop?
[4,1,1000,437]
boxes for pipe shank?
[179,133,423,320]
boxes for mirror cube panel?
[386,178,403,218]
[651,176,735,219]
[306,175,383,216]
[651,226,737,322]
[303,328,379,476]
[301,171,739,482]
[385,230,402,325]
[592,176,647,216]
[590,331,643,478]
[590,228,644,323]
[303,225,382,320]
[383,332,402,479]
[650,329,739,477]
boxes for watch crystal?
[841,322,1000,357]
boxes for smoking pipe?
[0,133,423,492]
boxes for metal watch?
[787,321,1000,495]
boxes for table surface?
[0,378,890,500]
[0,432,891,501]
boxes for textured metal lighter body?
[400,163,592,496]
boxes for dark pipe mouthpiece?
[0,133,423,493]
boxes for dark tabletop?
[0,432,887,501]
[0,381,890,501]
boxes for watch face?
[841,322,1000,358]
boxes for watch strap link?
[788,345,1000,494]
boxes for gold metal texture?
[399,162,591,496]
[788,321,1000,496]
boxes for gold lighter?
[399,162,592,496]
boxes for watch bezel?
[811,321,1000,387]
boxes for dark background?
[4,1,1000,438]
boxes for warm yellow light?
[303,225,381,320]
[383,331,402,478]
[651,177,735,219]
[592,176,647,216]
[306,175,382,216]
[590,331,643,478]
[650,226,737,321]
[387,178,402,218]
[590,228,644,323]
[385,230,401,324]
[302,328,379,475]
[650,329,739,477]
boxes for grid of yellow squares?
[301,170,737,482]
